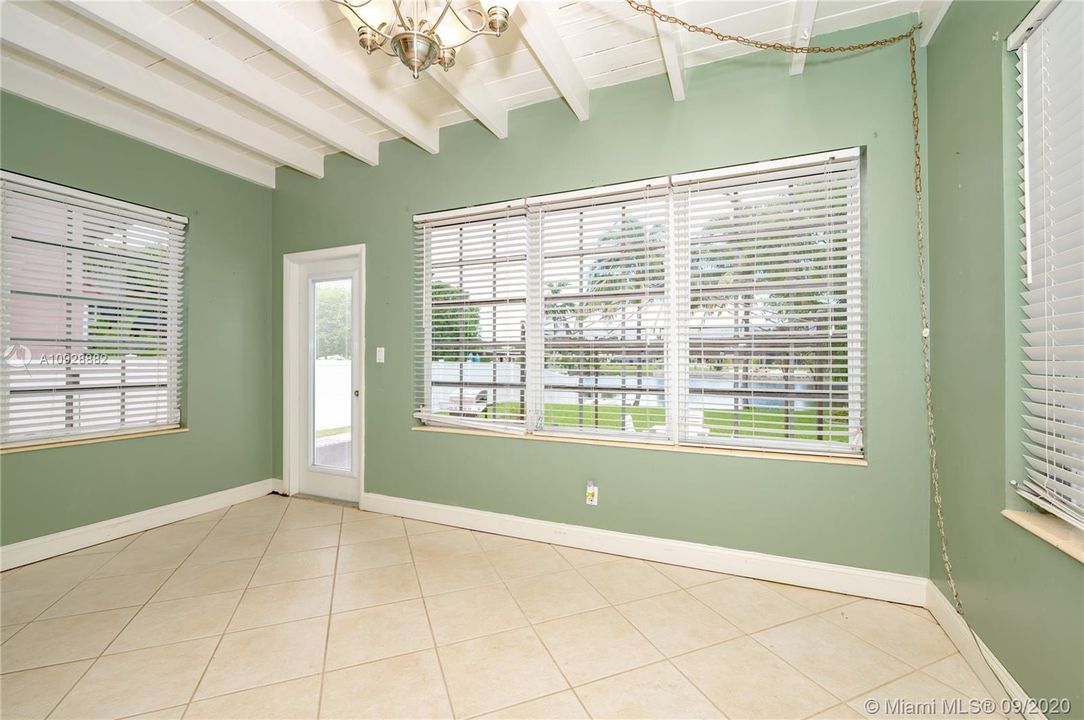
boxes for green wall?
[926,2,1084,711]
[272,17,932,576]
[0,92,273,545]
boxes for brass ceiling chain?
[906,34,961,615]
[624,0,964,615]
[624,0,920,55]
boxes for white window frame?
[0,171,187,450]
[414,148,865,459]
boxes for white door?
[289,253,363,502]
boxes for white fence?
[314,358,351,431]
[427,361,821,412]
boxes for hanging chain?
[625,0,919,55]
[907,34,962,612]
[624,0,964,612]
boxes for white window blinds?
[413,202,529,433]
[536,185,670,439]
[0,171,186,448]
[414,148,865,457]
[678,153,864,454]
[1016,0,1084,529]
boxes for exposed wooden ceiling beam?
[650,0,685,101]
[0,4,323,178]
[515,2,589,121]
[788,0,818,76]
[0,55,276,188]
[66,0,379,166]
[428,69,509,139]
[205,0,439,154]
[919,0,953,47]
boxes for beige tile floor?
[1,495,996,720]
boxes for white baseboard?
[270,477,287,495]
[0,479,275,571]
[925,581,1040,720]
[359,492,928,606]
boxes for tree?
[315,283,352,359]
[86,253,169,358]
[591,217,664,409]
[692,179,853,438]
[431,281,480,361]
[545,216,664,423]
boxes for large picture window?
[0,171,186,448]
[414,148,864,457]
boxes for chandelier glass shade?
[333,0,517,78]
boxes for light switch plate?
[376,347,385,363]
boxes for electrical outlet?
[585,481,598,506]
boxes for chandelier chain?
[624,0,919,55]
[623,0,963,613]
[907,34,961,613]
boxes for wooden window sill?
[0,427,188,455]
[411,425,867,466]
[1002,509,1084,564]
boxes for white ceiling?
[0,0,951,188]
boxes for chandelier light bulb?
[357,26,383,54]
[437,46,457,72]
[333,0,513,78]
[486,6,510,34]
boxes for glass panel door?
[311,276,353,472]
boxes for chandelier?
[333,0,517,79]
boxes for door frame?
[282,244,365,503]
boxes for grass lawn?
[315,425,350,438]
[483,402,849,442]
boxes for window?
[414,148,864,457]
[537,185,670,438]
[413,204,528,432]
[0,171,186,448]
[682,156,863,453]
[1016,0,1084,529]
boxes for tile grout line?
[485,540,742,715]
[403,521,461,719]
[483,540,900,718]
[747,628,909,709]
[604,597,735,718]
[910,653,995,699]
[39,512,231,719]
[459,687,583,720]
[651,576,879,706]
[313,503,347,720]
[4,580,262,630]
[406,528,642,717]
[825,654,982,712]
[554,551,679,716]
[546,546,728,719]
[591,557,897,717]
[1,531,152,644]
[167,672,326,715]
[806,600,957,671]
[478,541,591,718]
[177,499,295,717]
